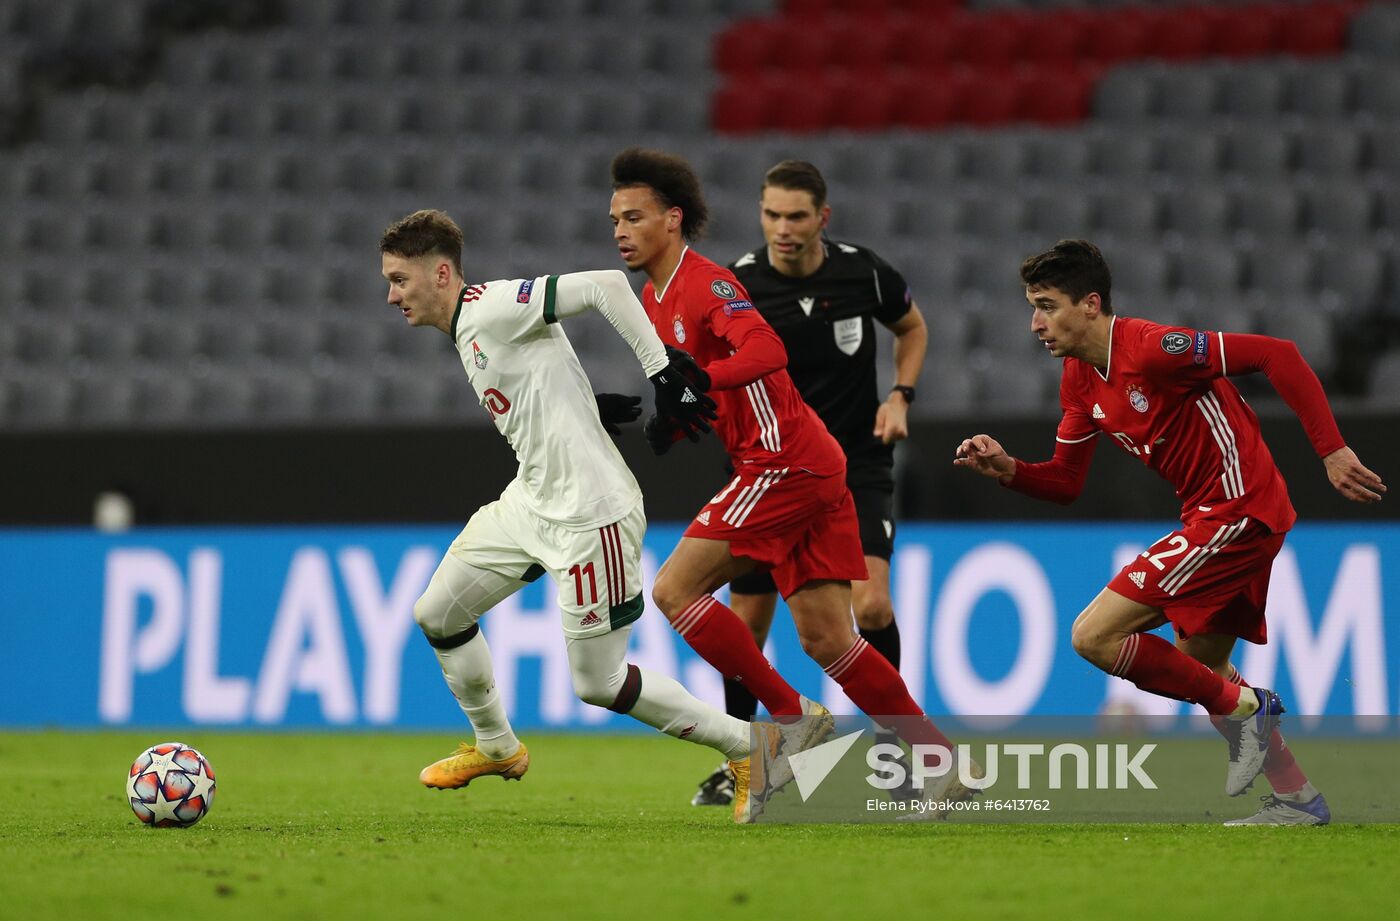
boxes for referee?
[692,160,928,806]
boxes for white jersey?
[451,274,661,531]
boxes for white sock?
[1229,686,1260,719]
[1277,781,1320,803]
[434,632,520,760]
[628,666,751,762]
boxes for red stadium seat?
[769,72,835,133]
[1147,6,1213,60]
[1210,5,1284,57]
[822,15,897,72]
[1085,10,1157,65]
[780,19,843,75]
[951,12,1031,67]
[711,78,772,135]
[827,70,898,130]
[1021,63,1097,125]
[1036,11,1092,61]
[960,66,1020,126]
[1277,2,1354,56]
[893,14,957,69]
[888,67,962,128]
[713,17,783,76]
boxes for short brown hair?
[380,209,463,276]
[762,159,827,209]
[1020,239,1113,315]
[610,147,708,240]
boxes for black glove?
[649,346,717,442]
[594,393,642,437]
[643,412,677,456]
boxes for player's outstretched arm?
[954,434,1016,482]
[1220,333,1384,504]
[1323,446,1386,503]
[551,270,669,376]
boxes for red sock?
[1111,633,1242,716]
[671,595,802,718]
[825,638,953,751]
[1212,668,1308,794]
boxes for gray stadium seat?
[1296,124,1365,178]
[893,197,963,240]
[960,136,1029,186]
[1090,132,1157,179]
[194,371,257,425]
[1163,187,1230,238]
[1350,3,1400,58]
[1094,67,1158,121]
[890,141,963,186]
[1156,69,1220,121]
[1093,188,1160,239]
[138,317,203,367]
[316,371,383,423]
[9,377,76,428]
[1245,244,1315,301]
[1023,134,1092,180]
[920,359,977,416]
[1174,245,1242,297]
[1301,183,1375,241]
[1314,246,1385,312]
[960,196,1026,240]
[1367,350,1400,407]
[1022,189,1093,239]
[1370,125,1400,178]
[1232,186,1301,242]
[1355,64,1400,118]
[1289,66,1352,119]
[73,376,139,426]
[1218,68,1286,120]
[1158,132,1222,179]
[1223,126,1294,180]
[137,371,198,426]
[1104,244,1172,295]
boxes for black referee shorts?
[729,461,895,596]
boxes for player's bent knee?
[797,632,847,669]
[571,666,626,709]
[853,596,894,631]
[1069,622,1114,669]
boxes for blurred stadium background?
[1,0,1397,732]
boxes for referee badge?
[834,316,862,356]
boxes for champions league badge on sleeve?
[711,279,737,299]
[517,279,535,303]
[1160,332,1191,355]
[722,299,755,316]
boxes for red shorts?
[683,465,867,598]
[1108,517,1286,645]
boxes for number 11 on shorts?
[568,562,598,607]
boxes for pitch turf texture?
[2,732,1394,920]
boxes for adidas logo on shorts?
[1128,571,1146,589]
[696,510,711,526]
[580,611,603,628]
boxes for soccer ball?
[126,742,217,828]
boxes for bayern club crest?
[1127,384,1150,413]
[673,317,686,343]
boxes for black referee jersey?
[728,239,914,467]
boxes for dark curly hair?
[610,147,708,240]
[380,209,463,276]
[1020,239,1113,315]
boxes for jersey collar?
[450,283,471,340]
[652,246,689,303]
[1093,315,1118,383]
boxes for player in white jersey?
[379,210,779,822]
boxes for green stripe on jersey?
[543,275,559,324]
[608,594,644,631]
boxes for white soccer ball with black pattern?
[126,742,217,828]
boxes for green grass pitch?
[1,730,1394,920]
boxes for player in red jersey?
[955,240,1385,824]
[608,147,972,819]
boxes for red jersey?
[642,248,844,477]
[1050,317,1317,532]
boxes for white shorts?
[426,490,647,640]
